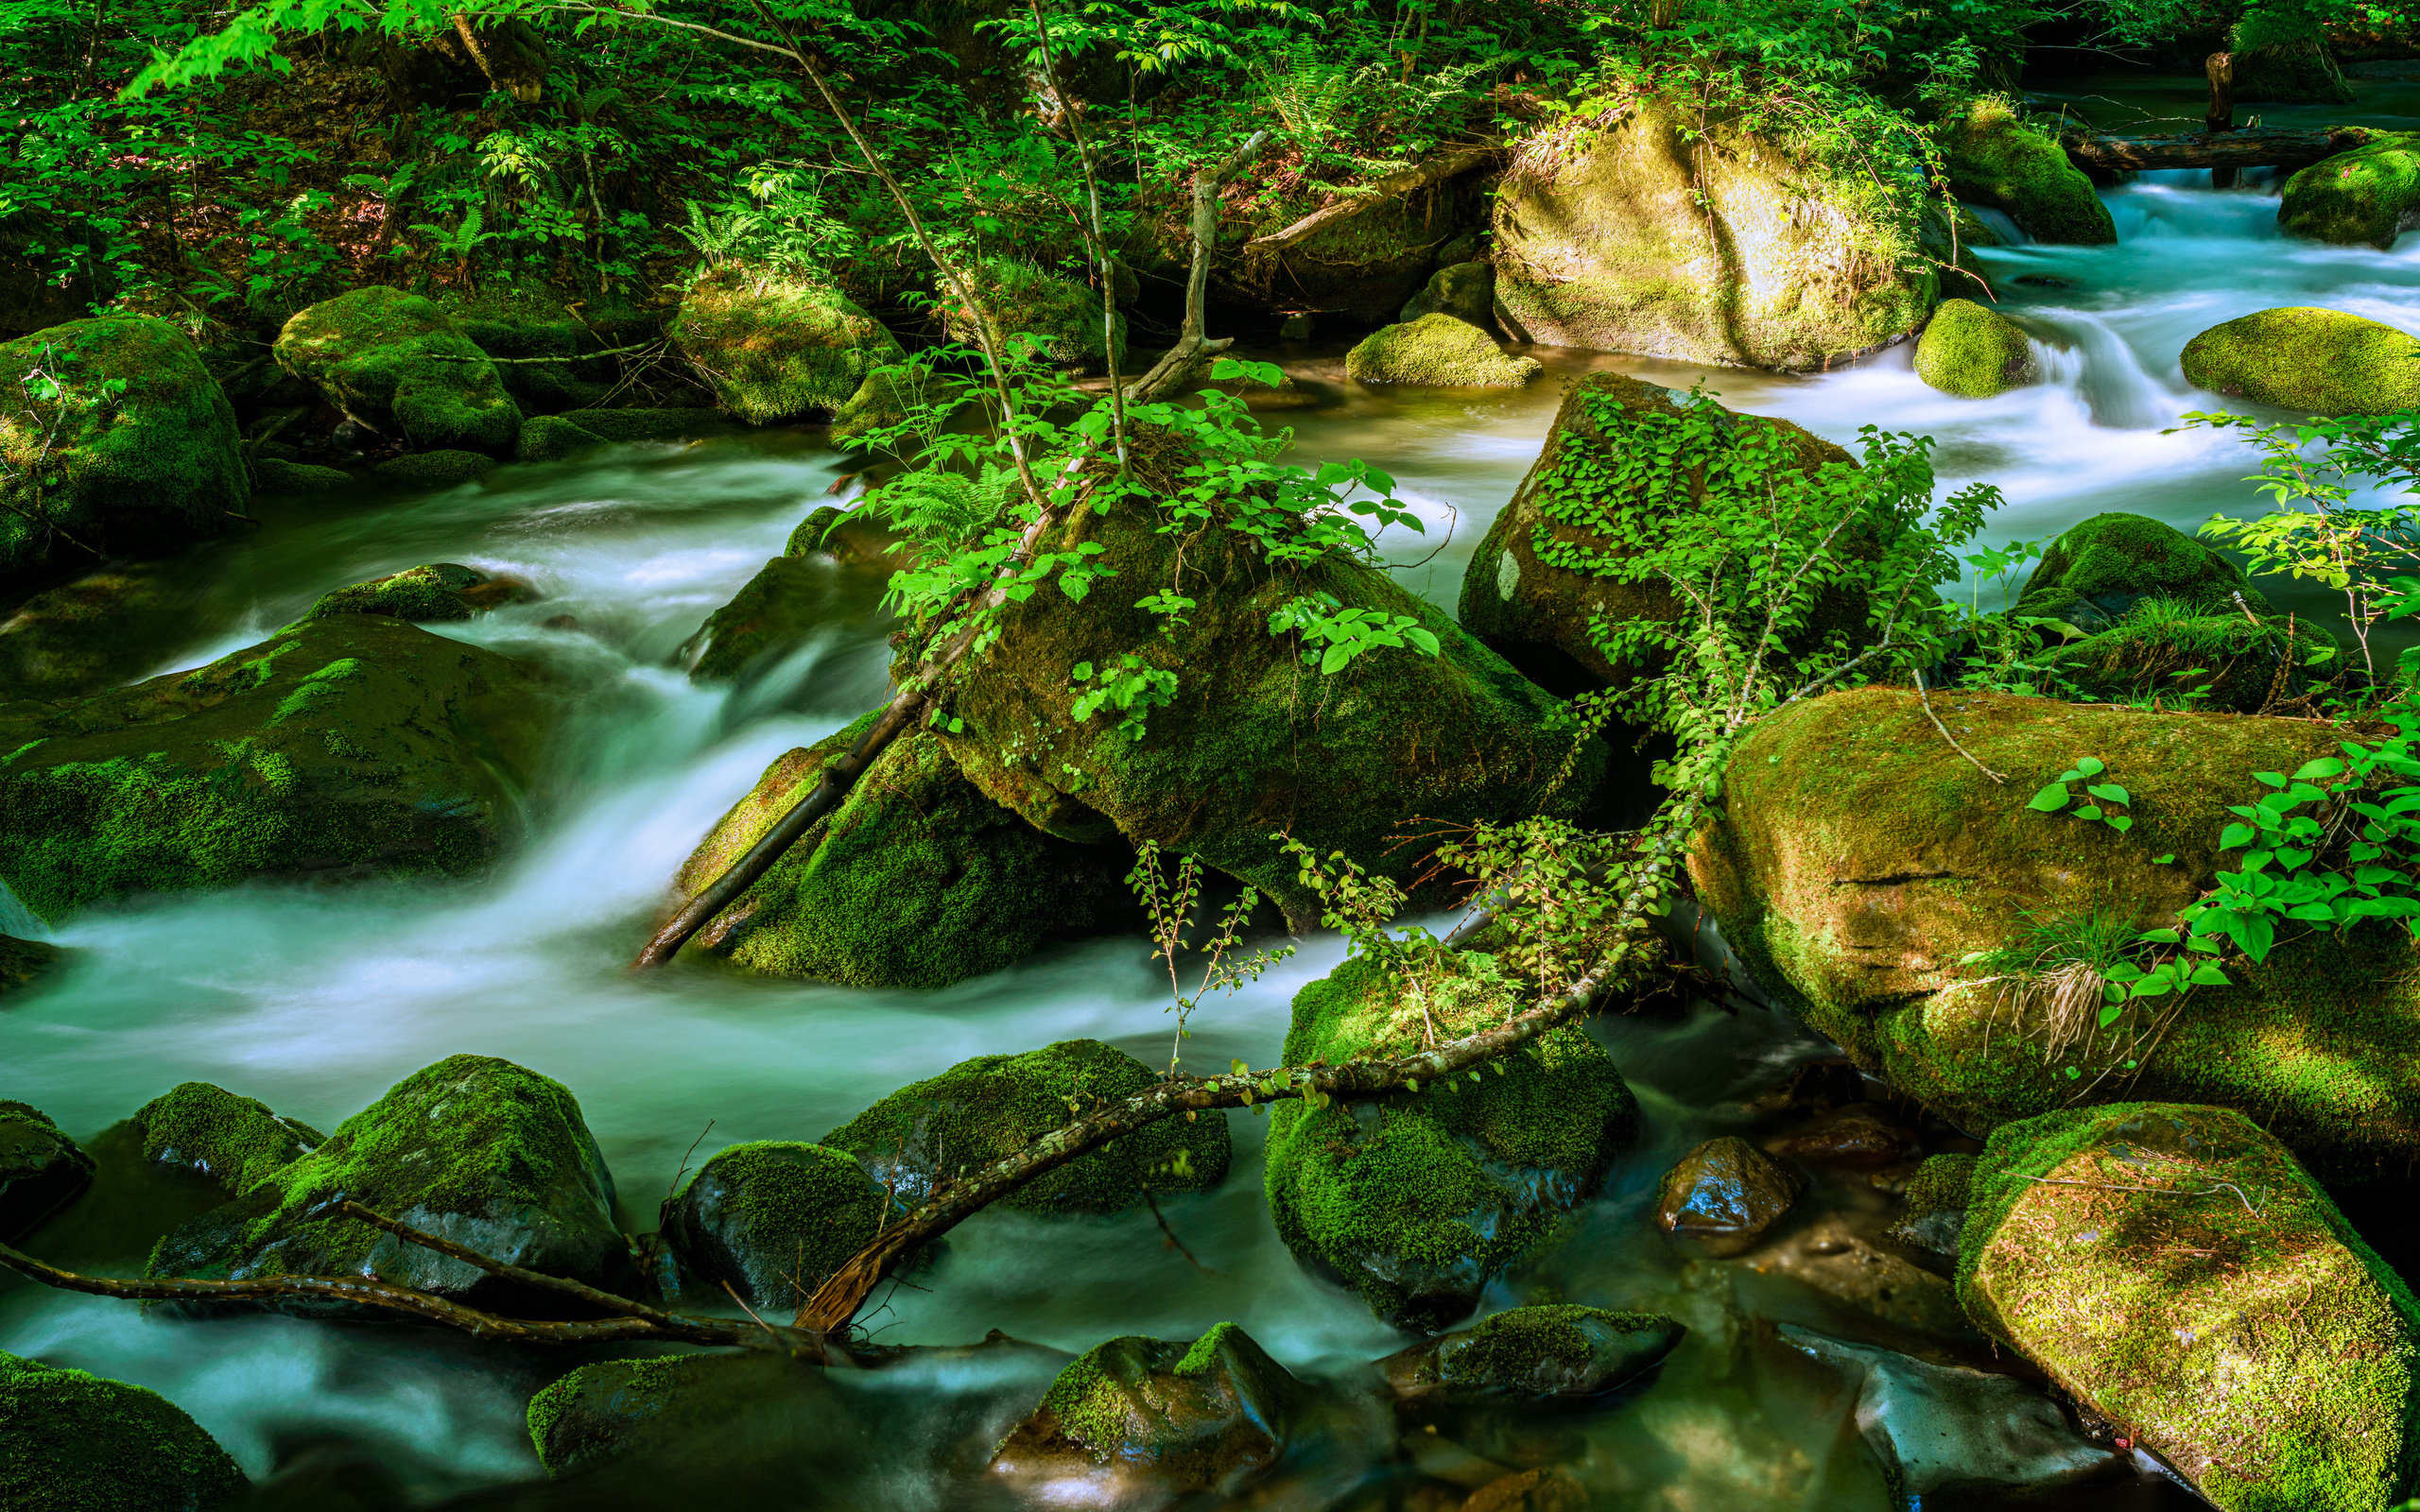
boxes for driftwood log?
[2061,125,2372,177]
[1244,146,1504,253]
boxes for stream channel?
[6,70,2417,1512]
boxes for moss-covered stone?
[562,407,721,443]
[1959,1104,2420,1510]
[1887,1151,1977,1258]
[0,1102,94,1240]
[1914,298,2038,397]
[1934,96,2117,246]
[1399,260,1495,325]
[273,286,522,455]
[304,562,509,624]
[1344,314,1542,387]
[146,1054,633,1315]
[128,1082,324,1198]
[0,1350,248,1511]
[250,457,353,496]
[821,1038,1228,1215]
[527,1351,857,1480]
[1686,686,2420,1177]
[670,267,904,432]
[943,258,1125,374]
[2015,511,2265,627]
[1376,1305,1684,1402]
[2180,306,2420,416]
[681,557,828,683]
[1263,952,1635,1329]
[674,721,1139,988]
[0,615,548,922]
[0,934,68,995]
[1,317,248,588]
[2041,602,2334,713]
[2281,136,2420,249]
[0,560,197,702]
[1493,95,1933,369]
[513,414,607,463]
[441,288,652,414]
[371,449,494,489]
[1654,1135,1805,1256]
[660,1141,887,1310]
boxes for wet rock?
[274,287,522,455]
[670,267,903,440]
[527,1349,868,1479]
[1278,313,1317,341]
[1934,97,2117,245]
[251,457,354,495]
[1780,1326,2120,1503]
[0,1103,94,1240]
[988,1324,1309,1503]
[128,1081,324,1198]
[2181,306,2420,417]
[1400,261,1495,326]
[0,615,547,922]
[660,1140,888,1310]
[672,723,1139,988]
[0,560,202,702]
[0,317,248,589]
[235,1444,408,1512]
[1345,315,1541,387]
[305,562,521,623]
[1461,1467,1588,1512]
[0,1350,249,1511]
[680,556,829,682]
[1656,1136,1806,1257]
[146,1054,635,1316]
[1765,1106,1918,1171]
[0,934,68,995]
[2013,510,2265,630]
[942,257,1125,374]
[2022,563,2334,714]
[1884,1152,1976,1262]
[443,290,648,414]
[1914,299,2038,398]
[2280,136,2420,249]
[822,1038,1227,1215]
[1744,1211,1979,1347]
[1960,1103,2420,1512]
[1378,1305,1684,1402]
[1493,95,1931,369]
[371,449,496,489]
[1265,954,1634,1330]
[513,414,607,463]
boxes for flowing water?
[5,71,2415,1511]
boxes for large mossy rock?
[527,1350,867,1480]
[943,258,1125,374]
[916,443,1603,921]
[1960,1104,2420,1511]
[1,317,247,588]
[1376,1305,1685,1402]
[821,1039,1228,1213]
[681,556,829,683]
[129,1082,324,1198]
[440,289,648,414]
[0,1351,249,1512]
[305,561,518,624]
[671,720,1137,988]
[669,266,903,438]
[2280,136,2420,249]
[0,616,547,923]
[1934,97,2117,246]
[2014,511,2263,628]
[1688,686,2420,1177]
[1401,260,1494,325]
[660,1140,888,1310]
[146,1054,633,1315]
[1263,952,1634,1330]
[1914,299,2038,398]
[0,1103,94,1240]
[1344,314,1541,387]
[2180,307,2420,416]
[0,560,200,702]
[1493,96,1933,369]
[274,287,522,455]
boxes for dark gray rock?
[0,1103,93,1240]
[1655,1135,1806,1257]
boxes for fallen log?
[1245,146,1503,253]
[2061,125,2375,176]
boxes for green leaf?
[2153,853,2177,865]
[2219,824,2257,850]
[2291,756,2348,782]
[2027,783,2072,813]
[2106,814,2135,833]
[2076,805,2103,822]
[2099,1003,2125,1027]
[2065,1066,2082,1080]
[2187,964,2232,987]
[2085,783,2131,806]
[2254,771,2289,788]
[2074,757,2105,778]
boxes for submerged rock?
[1960,1103,2420,1512]
[821,1038,1228,1214]
[2280,136,2420,249]
[128,1081,324,1198]
[1914,299,2038,398]
[0,615,547,922]
[0,560,200,702]
[0,316,248,589]
[660,1140,888,1310]
[306,562,524,623]
[527,1349,867,1479]
[1655,1135,1806,1257]
[943,258,1124,374]
[371,449,495,490]
[1886,1151,1977,1261]
[681,556,829,682]
[512,414,607,463]
[1934,97,2117,245]
[1344,315,1541,387]
[670,267,903,439]
[274,286,522,455]
[146,1054,634,1315]
[1400,261,1494,326]
[1264,953,1634,1329]
[0,934,68,995]
[0,1103,94,1240]
[0,1350,249,1511]
[2180,306,2420,416]
[1376,1305,1684,1402]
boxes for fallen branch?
[425,338,663,364]
[1244,146,1503,253]
[2059,125,2371,175]
[1120,131,1270,405]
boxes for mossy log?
[2060,126,2373,174]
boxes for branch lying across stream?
[1244,146,1505,253]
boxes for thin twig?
[1914,669,2007,783]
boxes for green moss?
[670,267,904,426]
[1443,1305,1666,1386]
[250,457,352,496]
[663,1140,887,1307]
[514,414,607,463]
[1263,953,1634,1328]
[0,560,195,702]
[2043,601,2333,713]
[683,557,827,682]
[129,1082,324,1197]
[372,450,495,489]
[1914,299,2038,398]
[2282,136,2420,249]
[1344,315,1542,387]
[2233,38,2356,105]
[1020,1325,1299,1476]
[1934,96,2117,245]
[1401,261,1494,325]
[946,258,1125,374]
[1171,1321,1242,1378]
[2016,512,2265,622]
[2180,306,2420,417]
[1957,1104,2420,1512]
[274,287,522,455]
[306,564,484,624]
[820,1039,1229,1214]
[1899,1153,1977,1226]
[0,1101,94,1237]
[561,407,720,443]
[0,1351,249,1511]
[527,1353,811,1478]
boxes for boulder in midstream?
[1654,1135,1806,1258]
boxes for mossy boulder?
[1687,686,2420,1177]
[0,560,198,703]
[1959,1104,2420,1510]
[1654,1135,1806,1256]
[0,1103,94,1240]
[146,1054,633,1316]
[0,1351,248,1511]
[2180,307,2420,416]
[1887,1151,1977,1259]
[0,935,67,995]
[988,1325,1308,1501]
[670,267,904,438]
[128,1082,324,1198]
[660,1141,888,1310]
[1400,261,1495,326]
[441,289,647,413]
[1934,96,2117,246]
[0,615,547,923]
[1264,952,1635,1329]
[672,721,1138,988]
[2014,512,2264,628]
[2040,602,2333,713]
[560,407,720,443]
[305,562,519,624]
[371,449,494,490]
[513,414,607,463]
[1,317,247,588]
[2281,136,2420,250]
[680,556,831,683]
[944,258,1125,374]
[1344,315,1542,387]
[250,457,352,496]
[527,1350,864,1480]
[274,287,522,455]
[1915,299,2038,398]
[1493,95,1933,369]
[1375,1305,1684,1402]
